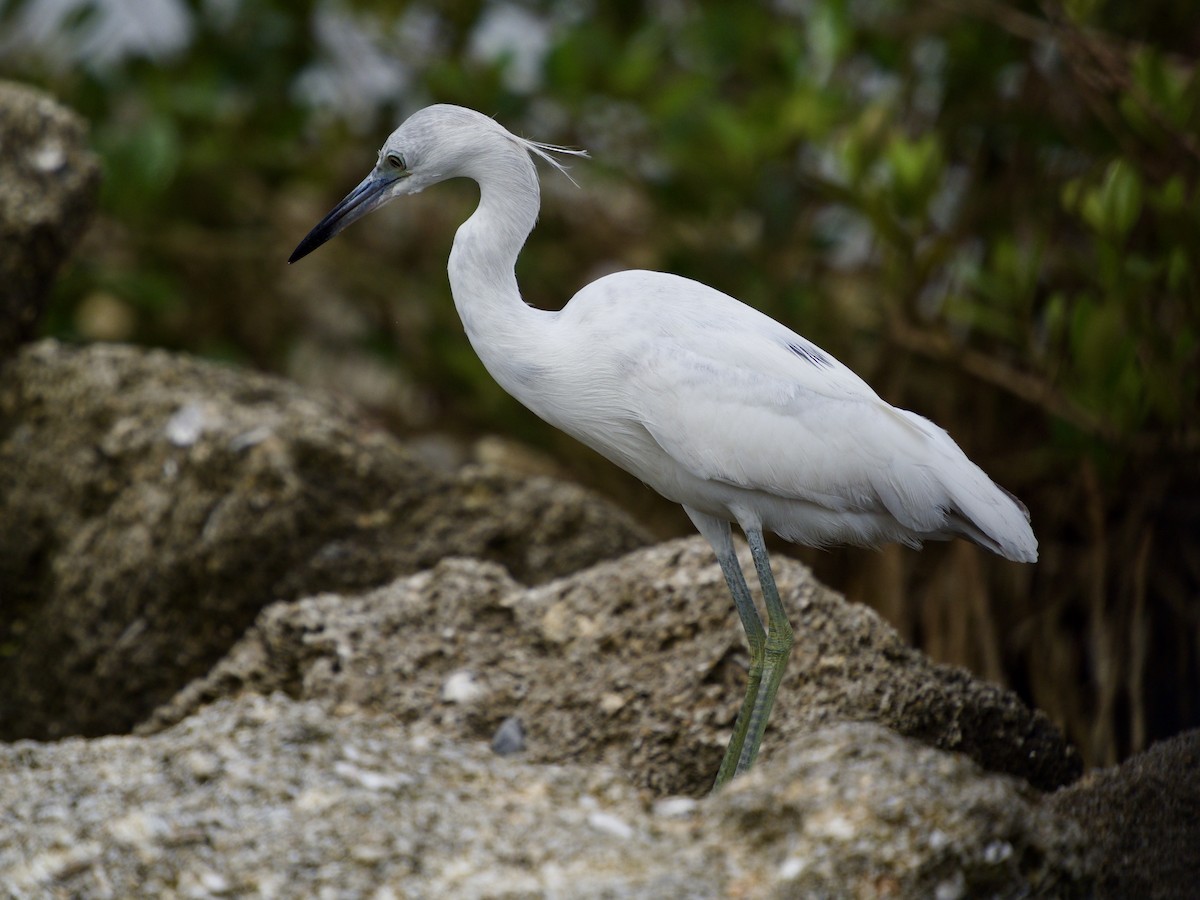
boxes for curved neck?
[444,137,560,411]
[448,140,546,346]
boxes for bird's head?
[287,106,465,264]
[288,105,583,264]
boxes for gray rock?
[1048,728,1200,899]
[142,541,1079,795]
[490,715,526,755]
[710,720,1094,898]
[0,693,1095,899]
[0,340,648,740]
[0,82,101,363]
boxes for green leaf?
[884,132,942,218]
[1079,159,1143,239]
[1102,160,1143,238]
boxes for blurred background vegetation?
[1,0,1196,768]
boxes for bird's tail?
[886,410,1038,563]
[944,486,1037,563]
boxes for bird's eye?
[385,153,406,171]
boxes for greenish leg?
[733,527,794,776]
[685,508,792,792]
[711,544,766,791]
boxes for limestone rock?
[143,540,1079,795]
[0,82,100,362]
[0,340,648,740]
[0,693,1095,899]
[1048,728,1200,899]
[710,720,1093,898]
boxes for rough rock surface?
[1048,728,1200,899]
[0,82,100,363]
[0,340,648,740]
[0,693,1095,899]
[143,542,1079,796]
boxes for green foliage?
[3,0,1197,457]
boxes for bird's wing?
[564,270,1036,560]
[628,328,1038,560]
[564,270,915,514]
[627,325,939,518]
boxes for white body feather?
[384,105,1037,563]
[473,267,1035,561]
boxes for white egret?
[289,104,1037,790]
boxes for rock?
[1047,728,1200,899]
[711,720,1093,898]
[0,340,648,741]
[490,716,526,755]
[0,82,101,363]
[0,693,1095,898]
[141,540,1079,795]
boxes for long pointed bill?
[288,170,397,263]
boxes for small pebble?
[441,670,485,704]
[778,856,807,880]
[164,402,209,447]
[30,139,66,172]
[491,716,526,756]
[587,810,634,840]
[599,692,626,713]
[653,796,698,818]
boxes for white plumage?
[290,104,1037,789]
[513,269,1035,562]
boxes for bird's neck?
[447,145,552,372]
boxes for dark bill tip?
[288,220,338,264]
[287,171,394,264]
